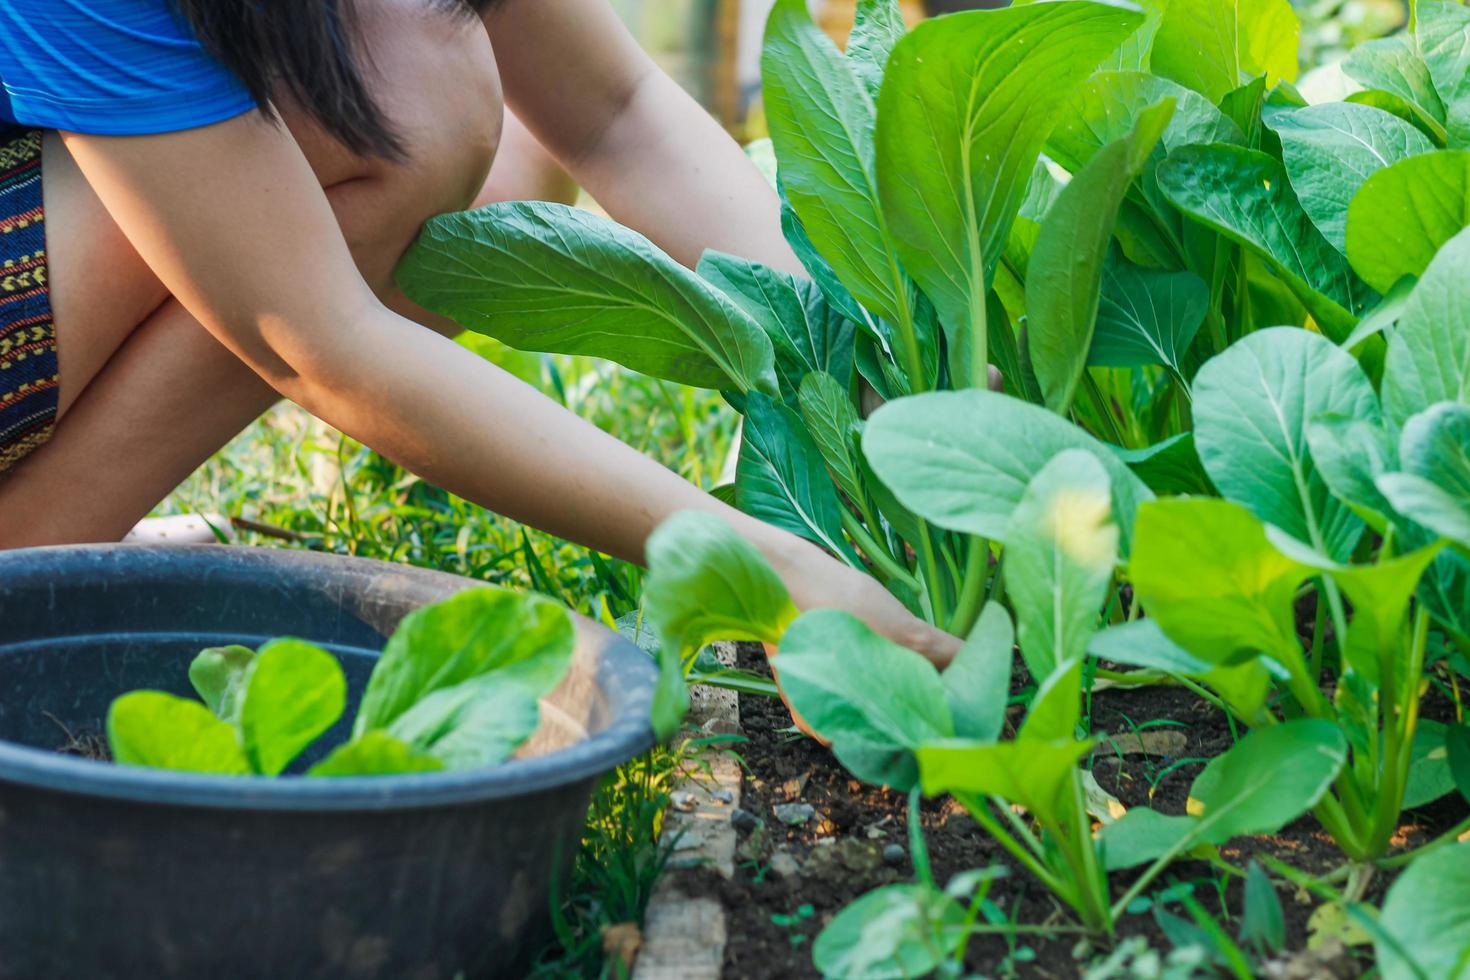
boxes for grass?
[157,336,738,978]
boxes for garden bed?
[662,644,1468,978]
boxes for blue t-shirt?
[0,0,256,134]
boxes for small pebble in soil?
[768,850,802,879]
[670,791,697,812]
[773,802,815,826]
[711,788,735,805]
[700,717,742,737]
[730,808,761,832]
[882,843,906,866]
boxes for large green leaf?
[1376,841,1470,980]
[798,372,865,505]
[1087,619,1212,676]
[1381,225,1470,426]
[1029,101,1173,413]
[1280,540,1444,688]
[1307,414,1399,530]
[738,391,861,563]
[1417,0,1470,148]
[354,587,574,737]
[386,673,543,770]
[697,251,855,404]
[1004,451,1118,683]
[813,883,965,980]
[1099,720,1353,870]
[643,510,799,652]
[644,511,800,738]
[1114,434,1215,497]
[777,610,953,790]
[1088,252,1208,377]
[1380,403,1470,551]
[308,731,446,777]
[763,0,911,328]
[780,192,873,330]
[397,203,777,395]
[1271,102,1434,253]
[1130,498,1309,667]
[1345,150,1470,295]
[1149,0,1300,103]
[1048,71,1245,180]
[943,602,1015,742]
[862,390,1153,548]
[1193,328,1380,560]
[1403,720,1458,808]
[107,692,251,775]
[239,639,346,776]
[1190,720,1347,837]
[846,0,906,100]
[1158,145,1375,339]
[875,2,1143,367]
[918,738,1092,821]
[1100,806,1199,870]
[1343,35,1447,143]
[188,645,255,725]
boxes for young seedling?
[107,587,575,777]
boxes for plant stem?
[839,507,921,592]
[916,521,951,626]
[954,792,1073,903]
[1309,592,1327,683]
[946,537,990,636]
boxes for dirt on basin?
[47,713,112,763]
[662,643,1467,979]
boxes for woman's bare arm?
[61,114,957,662]
[484,0,801,274]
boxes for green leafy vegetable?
[875,1,1143,385]
[863,390,1152,546]
[1193,327,1380,560]
[1375,841,1470,980]
[1088,253,1208,378]
[397,203,778,395]
[1381,225,1470,426]
[1271,102,1434,253]
[188,644,255,725]
[1028,100,1173,413]
[1345,150,1470,294]
[738,392,862,564]
[1149,0,1299,103]
[308,731,445,777]
[108,692,251,775]
[777,609,953,790]
[239,639,347,776]
[355,586,574,738]
[1158,145,1374,339]
[643,511,799,738]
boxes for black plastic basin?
[0,545,657,979]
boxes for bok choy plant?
[394,0,1470,687]
[106,588,575,777]
[1105,238,1470,869]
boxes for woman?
[0,0,958,663]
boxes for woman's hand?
[758,529,963,668]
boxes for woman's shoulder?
[0,0,256,135]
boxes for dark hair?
[172,0,496,161]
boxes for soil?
[46,713,112,763]
[663,643,1468,979]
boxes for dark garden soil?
[664,643,1468,979]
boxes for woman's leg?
[0,1,502,547]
